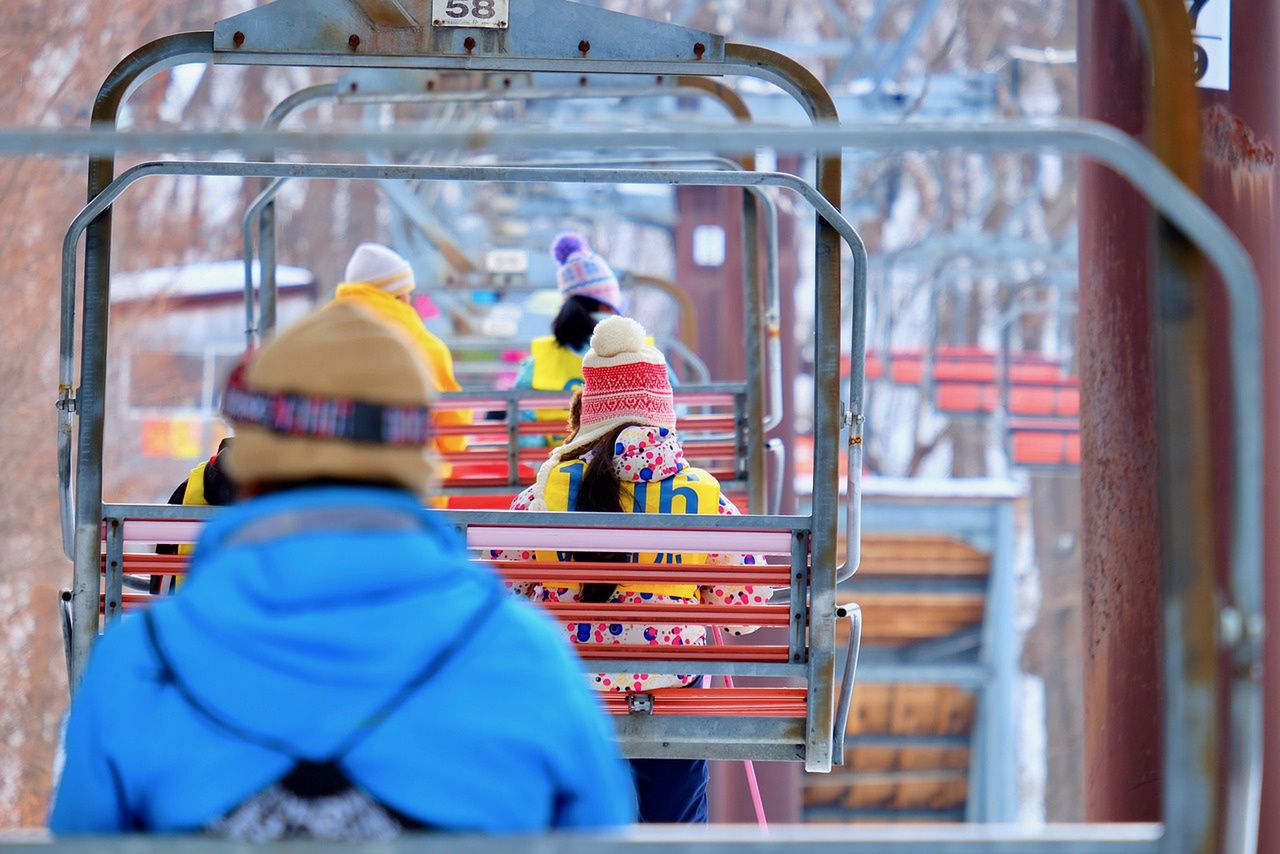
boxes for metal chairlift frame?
[919,261,1076,407]
[995,295,1080,471]
[62,166,860,783]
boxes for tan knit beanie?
[224,301,437,497]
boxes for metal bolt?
[502,77,511,88]
[578,39,590,54]
[1221,606,1244,646]
[426,80,436,91]
[348,33,361,50]
[578,76,588,87]
[348,81,359,93]
[694,41,706,58]
[232,31,245,47]
[464,36,477,52]
[656,75,665,83]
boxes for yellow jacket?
[328,284,471,454]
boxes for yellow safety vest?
[529,336,586,424]
[538,459,722,598]
[528,334,658,424]
[163,461,211,590]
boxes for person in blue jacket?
[49,302,635,839]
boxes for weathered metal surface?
[215,0,724,64]
[1077,4,1163,816]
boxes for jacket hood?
[586,424,686,484]
[147,486,497,760]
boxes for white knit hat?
[528,316,674,509]
[343,242,415,296]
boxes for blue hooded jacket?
[49,486,635,834]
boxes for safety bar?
[837,240,867,583]
[832,602,863,761]
[101,552,791,586]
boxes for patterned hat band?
[579,362,675,429]
[221,364,432,447]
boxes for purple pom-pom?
[551,232,588,264]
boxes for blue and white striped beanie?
[551,232,622,313]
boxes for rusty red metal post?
[1077,1,1164,822]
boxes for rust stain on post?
[1204,104,1277,171]
[1203,104,1276,212]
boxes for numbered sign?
[1186,0,1230,91]
[485,248,529,274]
[432,0,509,28]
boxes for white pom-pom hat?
[343,242,415,296]
[527,316,675,509]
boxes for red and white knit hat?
[529,316,674,507]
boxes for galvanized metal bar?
[788,531,810,667]
[766,438,785,516]
[65,163,863,285]
[975,500,1019,821]
[0,825,1168,852]
[583,660,802,679]
[843,733,972,748]
[102,515,124,627]
[66,31,215,691]
[831,602,862,763]
[837,211,869,583]
[257,83,337,340]
[742,184,766,513]
[101,501,810,531]
[614,715,803,756]
[842,576,989,595]
[843,662,989,685]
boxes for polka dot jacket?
[497,426,771,692]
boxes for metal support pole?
[68,31,214,690]
[742,190,766,514]
[967,500,1019,821]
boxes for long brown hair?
[562,422,631,603]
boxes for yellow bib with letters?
[538,458,722,598]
